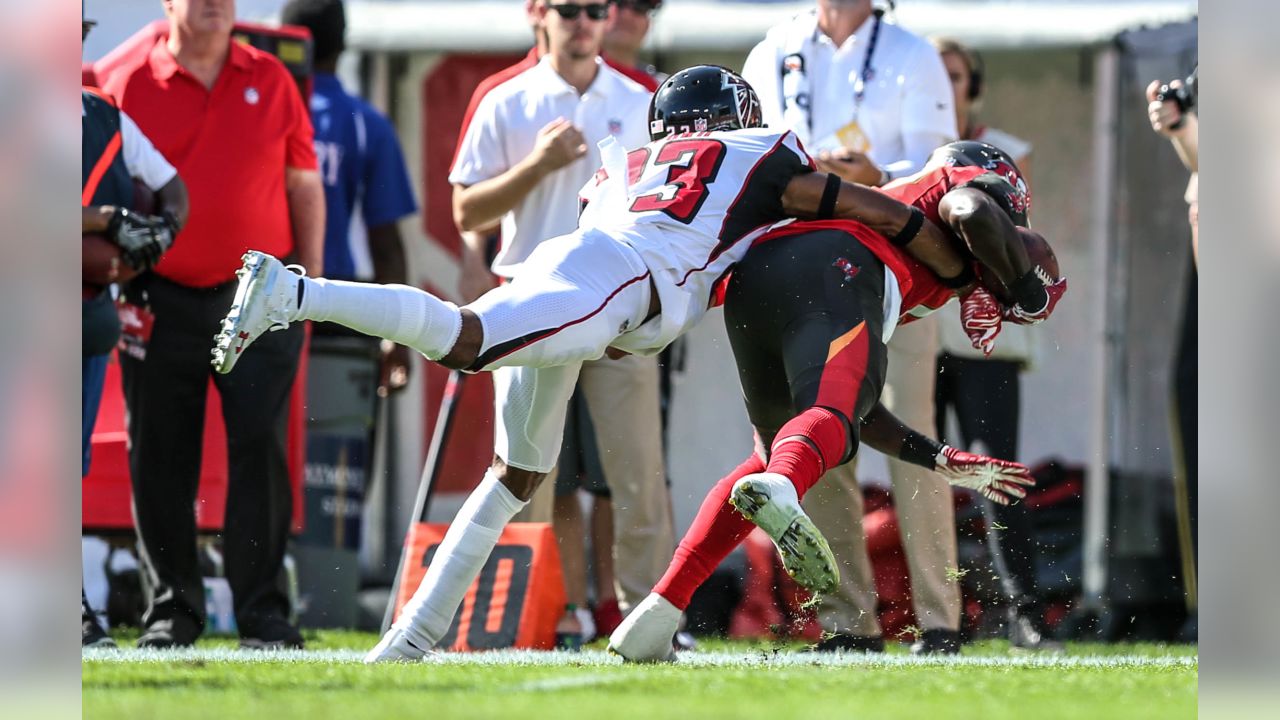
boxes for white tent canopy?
[345,0,1198,53]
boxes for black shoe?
[807,633,885,653]
[240,615,304,650]
[910,629,961,655]
[82,595,116,649]
[1008,612,1064,652]
[137,617,199,649]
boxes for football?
[979,227,1059,303]
[82,179,157,296]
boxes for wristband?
[887,206,925,248]
[940,264,977,290]
[816,173,842,220]
[900,431,943,470]
[1010,266,1050,312]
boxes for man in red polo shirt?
[95,0,323,650]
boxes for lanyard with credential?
[848,11,883,125]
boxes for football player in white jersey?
[211,65,995,662]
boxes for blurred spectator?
[449,0,668,647]
[280,0,417,394]
[80,15,189,648]
[742,0,960,654]
[930,36,1059,650]
[603,0,664,89]
[1147,70,1198,263]
[1146,68,1197,641]
[95,0,322,649]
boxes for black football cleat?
[910,629,961,655]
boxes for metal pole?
[380,370,467,632]
[1082,44,1120,611]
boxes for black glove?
[107,207,175,271]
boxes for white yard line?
[83,647,1197,670]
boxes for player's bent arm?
[155,174,190,232]
[938,188,1030,287]
[860,402,1036,504]
[452,155,551,232]
[781,172,968,283]
[859,402,941,470]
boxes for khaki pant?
[803,315,961,634]
[511,353,672,612]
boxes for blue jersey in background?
[310,73,417,281]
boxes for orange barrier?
[392,522,565,651]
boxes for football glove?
[959,285,1003,356]
[935,445,1036,505]
[1005,270,1067,326]
[108,207,176,271]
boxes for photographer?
[1145,67,1198,641]
[1146,69,1198,263]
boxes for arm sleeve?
[781,130,817,172]
[283,73,318,171]
[447,93,509,187]
[119,109,177,191]
[360,108,419,227]
[883,44,958,179]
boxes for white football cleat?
[730,472,839,595]
[211,251,304,374]
[607,593,680,663]
[363,627,433,664]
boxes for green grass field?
[83,631,1196,720]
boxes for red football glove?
[1005,276,1068,326]
[959,286,1003,356]
[935,445,1036,505]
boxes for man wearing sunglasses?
[604,1,664,89]
[446,0,671,649]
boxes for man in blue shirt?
[283,0,419,391]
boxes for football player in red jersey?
[213,67,994,663]
[609,142,1066,661]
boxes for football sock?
[766,406,851,497]
[393,469,526,649]
[297,277,462,360]
[653,453,766,610]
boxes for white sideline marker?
[83,646,1196,670]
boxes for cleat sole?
[730,479,839,595]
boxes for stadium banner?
[393,522,565,651]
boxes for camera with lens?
[1155,66,1197,129]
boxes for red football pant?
[653,407,852,610]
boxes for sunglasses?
[548,3,611,21]
[615,0,662,14]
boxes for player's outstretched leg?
[607,593,681,663]
[365,467,530,663]
[212,251,462,374]
[729,472,837,595]
[609,454,765,662]
[731,406,857,595]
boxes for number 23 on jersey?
[627,137,726,224]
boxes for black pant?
[934,353,1041,615]
[121,274,303,638]
[725,229,888,449]
[1171,264,1197,605]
